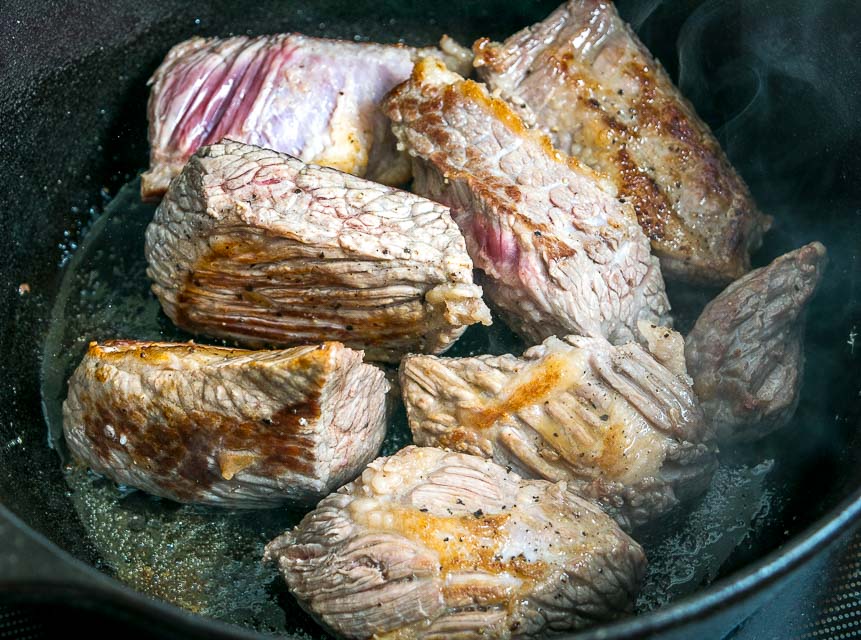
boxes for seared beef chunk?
[685,242,827,442]
[383,58,670,347]
[265,446,646,638]
[473,0,770,285]
[63,340,388,507]
[142,34,472,200]
[401,325,715,529]
[145,140,491,363]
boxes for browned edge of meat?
[473,0,771,285]
[145,140,491,363]
[62,340,389,507]
[685,242,827,442]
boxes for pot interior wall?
[1,0,859,636]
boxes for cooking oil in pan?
[40,178,778,636]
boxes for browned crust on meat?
[398,56,592,174]
[386,59,596,263]
[75,341,342,500]
[385,57,672,345]
[473,3,771,285]
[374,507,550,585]
[435,427,486,454]
[573,59,763,281]
[404,346,646,481]
[173,237,431,350]
[90,340,250,360]
[593,421,629,478]
[458,354,567,431]
[147,139,490,363]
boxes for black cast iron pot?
[1,0,859,638]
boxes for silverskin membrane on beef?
[383,57,671,348]
[473,0,771,285]
[401,323,716,529]
[145,140,491,363]
[265,446,646,639]
[62,340,388,507]
[685,242,827,443]
[142,33,472,200]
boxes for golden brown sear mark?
[458,354,567,431]
[381,507,549,585]
[79,343,324,500]
[174,237,431,350]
